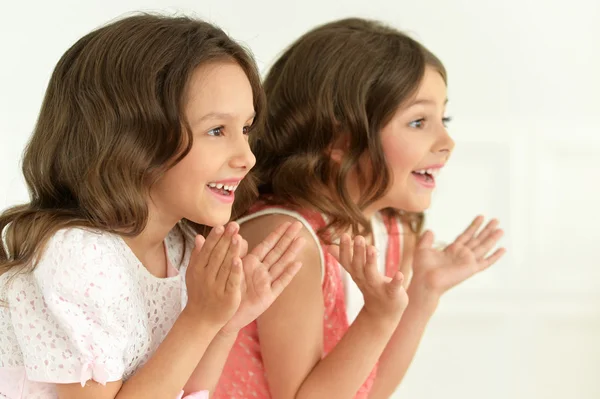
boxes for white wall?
[1,0,598,397]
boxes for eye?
[409,118,425,128]
[442,116,453,127]
[207,126,224,136]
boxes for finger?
[364,245,379,284]
[270,261,303,297]
[472,229,504,259]
[454,215,484,245]
[193,226,224,268]
[215,233,242,287]
[386,271,405,296]
[350,236,367,282]
[466,219,499,249]
[250,221,293,260]
[262,221,304,268]
[225,257,243,294]
[239,238,249,258]
[267,237,306,280]
[193,235,206,255]
[417,230,435,250]
[206,222,239,279]
[480,248,506,271]
[338,234,352,272]
[187,235,206,271]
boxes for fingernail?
[214,226,224,234]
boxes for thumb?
[417,230,435,250]
[189,235,206,266]
[387,271,405,295]
[239,238,249,258]
[194,234,206,251]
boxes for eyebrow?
[196,111,256,124]
[408,98,449,107]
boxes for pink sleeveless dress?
[213,204,402,399]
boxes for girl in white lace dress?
[0,14,304,399]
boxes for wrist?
[217,326,241,340]
[360,307,403,331]
[180,306,226,335]
[406,286,440,314]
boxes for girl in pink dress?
[0,14,304,399]
[214,18,506,399]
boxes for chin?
[392,197,431,213]
[192,209,232,228]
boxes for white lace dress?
[0,226,196,398]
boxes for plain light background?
[1,0,599,398]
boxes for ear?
[330,148,345,163]
[328,134,350,164]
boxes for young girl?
[214,18,506,399]
[0,14,305,399]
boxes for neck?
[123,203,179,259]
[343,179,384,225]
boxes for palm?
[229,255,274,327]
[413,216,506,294]
[221,222,304,333]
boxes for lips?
[206,181,239,196]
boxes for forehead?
[184,61,255,123]
[412,67,447,103]
[186,61,252,103]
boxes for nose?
[229,134,256,171]
[434,126,455,159]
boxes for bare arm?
[57,224,243,399]
[56,310,221,399]
[181,330,238,396]
[370,216,506,398]
[367,297,438,399]
[242,215,405,399]
[183,221,305,395]
[369,224,435,398]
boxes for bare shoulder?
[239,213,322,261]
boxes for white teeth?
[207,182,240,191]
[413,168,441,177]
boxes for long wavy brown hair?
[0,14,264,277]
[248,18,445,237]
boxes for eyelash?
[207,125,253,136]
[409,116,453,129]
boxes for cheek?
[382,136,418,175]
[161,151,213,190]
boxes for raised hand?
[184,222,244,328]
[335,234,408,321]
[221,221,305,334]
[411,216,506,299]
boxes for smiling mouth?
[411,168,440,183]
[206,182,239,197]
